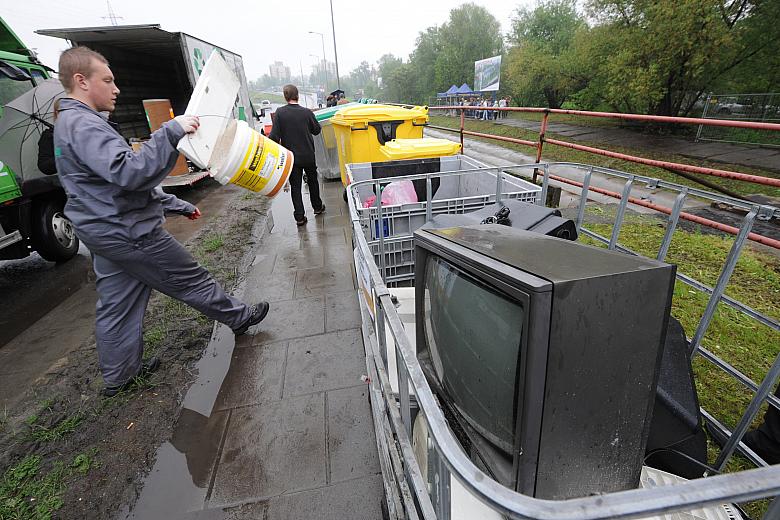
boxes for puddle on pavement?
[118,320,238,519]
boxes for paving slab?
[325,291,362,333]
[327,385,380,483]
[213,341,287,410]
[294,265,355,298]
[243,270,297,303]
[265,474,384,520]
[210,392,327,505]
[250,296,325,344]
[272,244,325,273]
[283,329,365,397]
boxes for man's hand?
[187,207,202,220]
[174,115,200,134]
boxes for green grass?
[201,233,224,253]
[0,450,97,519]
[27,413,86,443]
[503,109,629,129]
[429,115,780,199]
[577,208,779,517]
[250,91,285,104]
[578,208,780,423]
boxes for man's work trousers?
[88,228,252,387]
[288,162,323,221]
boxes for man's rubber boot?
[103,356,161,397]
[233,302,270,335]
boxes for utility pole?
[102,0,123,26]
[329,0,340,90]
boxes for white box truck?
[36,24,260,187]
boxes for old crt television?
[414,225,676,500]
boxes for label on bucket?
[229,131,292,195]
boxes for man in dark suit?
[269,84,324,226]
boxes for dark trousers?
[86,228,251,386]
[289,162,323,220]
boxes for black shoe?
[314,204,326,215]
[233,302,270,335]
[296,216,308,226]
[102,356,161,397]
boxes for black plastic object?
[480,206,512,226]
[422,199,577,241]
[368,120,403,145]
[370,157,441,202]
[645,317,708,479]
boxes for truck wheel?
[32,198,79,262]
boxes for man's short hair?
[283,84,299,102]
[58,46,109,92]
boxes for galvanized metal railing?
[427,105,780,213]
[347,161,780,519]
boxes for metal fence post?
[396,346,412,436]
[459,108,465,151]
[609,176,635,250]
[533,111,549,183]
[375,180,386,280]
[374,280,387,369]
[432,447,451,520]
[689,206,758,358]
[657,188,688,261]
[495,167,503,204]
[695,94,711,142]
[576,166,593,231]
[539,164,550,207]
[426,177,433,223]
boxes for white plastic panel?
[176,51,240,169]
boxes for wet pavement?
[122,179,384,519]
[0,179,238,411]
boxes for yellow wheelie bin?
[330,104,429,186]
[377,138,461,162]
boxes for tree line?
[339,0,780,117]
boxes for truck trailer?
[36,23,260,187]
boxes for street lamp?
[308,31,328,91]
[329,0,341,90]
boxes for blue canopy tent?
[456,83,474,96]
[436,85,460,106]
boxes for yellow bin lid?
[331,104,428,126]
[379,138,461,161]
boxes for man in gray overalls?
[53,46,269,396]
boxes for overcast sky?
[5,0,531,81]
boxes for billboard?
[474,55,502,92]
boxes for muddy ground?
[0,189,270,519]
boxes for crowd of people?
[452,96,511,120]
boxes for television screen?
[422,255,523,453]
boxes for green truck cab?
[0,17,79,262]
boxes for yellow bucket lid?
[330,104,428,125]
[379,138,461,161]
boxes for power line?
[102,0,123,26]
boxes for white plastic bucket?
[209,119,294,196]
